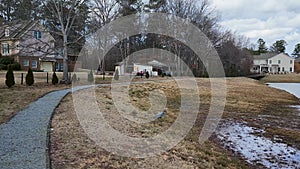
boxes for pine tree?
[52,72,58,85]
[114,68,119,80]
[71,73,77,83]
[25,68,34,86]
[5,65,15,88]
[88,69,94,82]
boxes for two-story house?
[251,53,294,74]
[0,20,61,71]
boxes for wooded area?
[1,0,298,77]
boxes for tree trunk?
[62,33,69,82]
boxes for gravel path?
[0,85,95,169]
[0,79,175,169]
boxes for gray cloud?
[212,0,300,54]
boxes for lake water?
[268,83,300,98]
[216,83,300,168]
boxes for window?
[4,28,9,37]
[55,63,59,71]
[290,60,293,64]
[37,46,41,51]
[23,60,29,66]
[55,62,63,71]
[60,63,64,70]
[34,30,42,39]
[2,44,9,54]
[278,60,281,64]
[278,67,280,72]
[269,60,272,64]
[290,67,293,72]
[282,67,285,72]
[32,60,37,68]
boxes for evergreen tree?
[114,68,119,80]
[145,0,167,12]
[52,72,58,85]
[119,0,143,16]
[71,73,77,83]
[257,38,268,54]
[292,43,300,57]
[270,40,287,53]
[14,0,40,20]
[25,68,34,86]
[88,69,94,82]
[5,65,15,88]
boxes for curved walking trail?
[0,85,95,169]
[0,79,175,169]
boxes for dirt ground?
[50,77,300,168]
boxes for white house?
[251,53,294,74]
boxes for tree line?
[249,38,300,57]
[1,0,256,77]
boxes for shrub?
[0,57,20,70]
[0,64,7,70]
[5,65,15,88]
[0,57,14,65]
[11,62,21,70]
[25,68,34,86]
[52,72,59,85]
[88,69,94,82]
[114,68,119,80]
[145,71,150,79]
[71,73,77,83]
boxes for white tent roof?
[147,60,167,67]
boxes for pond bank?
[216,121,300,169]
[216,82,300,168]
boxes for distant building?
[115,60,168,76]
[0,20,61,71]
[251,53,294,74]
[294,57,300,73]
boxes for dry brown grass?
[0,71,70,124]
[0,83,71,124]
[51,77,300,168]
[1,71,299,168]
[260,73,300,83]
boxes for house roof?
[295,57,300,63]
[0,20,39,40]
[252,53,277,60]
[147,60,167,68]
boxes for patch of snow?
[217,121,300,169]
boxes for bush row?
[4,69,97,88]
[0,57,21,71]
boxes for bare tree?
[42,0,89,83]
[89,0,121,74]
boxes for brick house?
[0,20,61,71]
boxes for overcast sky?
[211,0,300,55]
